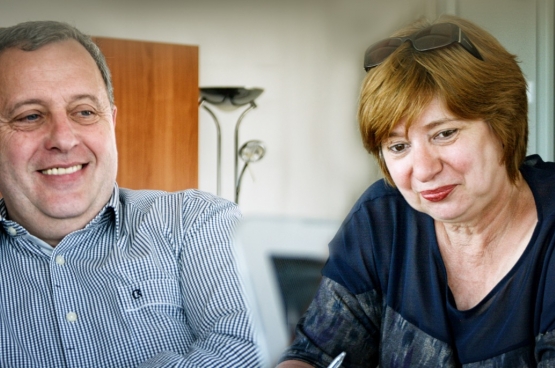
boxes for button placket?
[51,252,76,327]
[55,255,66,265]
[6,226,17,236]
[65,311,78,323]
[49,248,81,361]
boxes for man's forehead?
[0,40,109,112]
[0,39,92,65]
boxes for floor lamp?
[199,87,265,203]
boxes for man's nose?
[44,112,79,152]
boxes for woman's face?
[382,98,511,224]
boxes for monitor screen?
[234,216,340,366]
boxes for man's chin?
[42,207,91,221]
[37,197,99,221]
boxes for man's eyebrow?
[8,94,105,114]
[70,94,112,110]
[71,94,103,104]
[5,99,44,117]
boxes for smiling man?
[0,38,117,246]
[0,21,260,367]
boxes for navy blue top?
[281,155,555,367]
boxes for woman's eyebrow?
[423,118,458,130]
[386,118,458,139]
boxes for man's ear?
[111,105,117,128]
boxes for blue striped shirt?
[0,185,261,367]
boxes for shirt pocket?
[117,278,193,356]
[118,278,183,312]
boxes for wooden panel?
[93,37,198,191]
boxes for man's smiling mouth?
[41,164,83,176]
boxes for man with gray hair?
[0,20,260,367]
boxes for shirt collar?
[92,183,121,241]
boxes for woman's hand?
[276,360,315,368]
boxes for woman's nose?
[411,144,442,182]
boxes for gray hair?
[0,20,114,106]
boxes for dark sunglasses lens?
[412,23,457,51]
[364,38,405,69]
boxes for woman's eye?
[436,129,458,139]
[388,143,409,153]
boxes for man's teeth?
[42,164,83,176]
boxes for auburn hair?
[358,15,528,185]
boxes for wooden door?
[93,37,199,191]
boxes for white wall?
[1,0,435,221]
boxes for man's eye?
[21,114,41,122]
[76,110,95,118]
[10,113,44,131]
[73,109,99,125]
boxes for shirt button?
[66,312,78,322]
[55,255,65,265]
[6,227,16,236]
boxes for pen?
[327,351,346,368]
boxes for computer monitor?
[234,216,341,367]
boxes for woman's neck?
[435,175,537,310]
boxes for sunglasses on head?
[363,22,483,72]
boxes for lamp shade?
[200,87,264,107]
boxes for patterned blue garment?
[280,155,555,367]
[0,186,261,367]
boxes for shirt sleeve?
[535,226,555,366]
[279,276,382,368]
[139,195,261,367]
[536,330,555,367]
[279,187,391,367]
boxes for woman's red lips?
[420,185,456,202]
